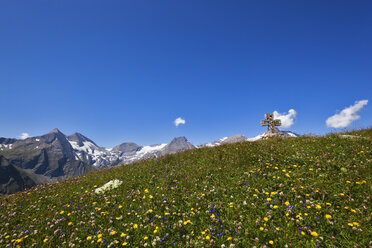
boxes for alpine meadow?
[0,129,370,247]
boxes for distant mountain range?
[0,128,298,194]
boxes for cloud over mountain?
[326,100,368,128]
[174,117,186,127]
[273,109,297,129]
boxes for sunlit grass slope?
[1,129,371,247]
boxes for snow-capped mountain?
[66,133,194,168]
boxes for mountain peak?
[48,128,62,134]
[67,132,98,147]
[162,137,194,155]
[111,142,141,154]
[169,136,188,143]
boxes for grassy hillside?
[0,129,371,247]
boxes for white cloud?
[326,100,368,128]
[19,132,30,139]
[174,117,186,127]
[273,109,297,129]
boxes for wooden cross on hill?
[260,113,281,134]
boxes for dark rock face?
[161,137,195,155]
[112,143,142,155]
[0,155,37,195]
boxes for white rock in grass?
[95,179,123,194]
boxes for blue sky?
[0,1,371,147]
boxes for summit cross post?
[260,113,281,134]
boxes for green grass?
[0,129,371,247]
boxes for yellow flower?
[273,205,278,209]
[316,205,321,209]
[118,205,123,209]
[267,198,272,201]
[260,227,264,231]
[60,211,64,215]
[347,223,353,227]
[120,233,126,237]
[264,217,269,221]
[43,238,48,242]
[227,237,232,241]
[301,231,305,235]
[145,189,149,193]
[311,231,318,237]
[353,222,359,226]
[68,222,73,226]
[326,203,332,206]
[5,235,10,239]
[97,238,102,243]
[325,214,332,219]
[97,234,102,238]
[149,195,153,199]
[87,236,92,240]
[110,231,117,236]
[133,224,138,229]
[206,235,210,240]
[122,242,128,246]
[144,236,148,240]
[269,240,274,245]
[285,201,290,206]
